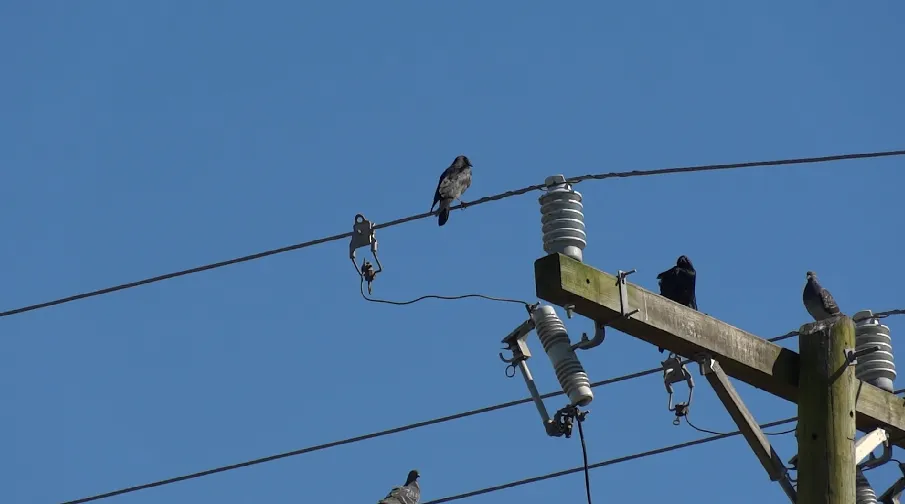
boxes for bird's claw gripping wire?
[663,353,694,425]
[349,214,382,294]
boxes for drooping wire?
[4,148,903,318]
[358,277,531,307]
[684,414,797,437]
[575,413,592,504]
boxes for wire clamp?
[663,353,695,425]
[549,404,589,438]
[349,214,383,294]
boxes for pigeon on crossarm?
[802,271,841,321]
[656,255,698,353]
[378,470,420,504]
[430,155,473,226]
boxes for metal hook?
[572,319,606,351]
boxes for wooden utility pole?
[533,252,905,496]
[533,253,905,445]
[797,316,856,504]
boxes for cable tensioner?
[662,353,694,425]
[349,214,383,294]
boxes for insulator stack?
[854,309,897,393]
[856,467,878,504]
[539,175,586,263]
[532,305,593,407]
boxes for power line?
[428,389,905,502]
[54,328,806,504]
[423,417,798,503]
[5,148,903,319]
[57,364,660,504]
[55,326,902,504]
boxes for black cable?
[575,413,592,504]
[683,415,732,436]
[54,331,901,503]
[57,364,664,504]
[4,148,903,319]
[764,425,798,436]
[359,277,530,307]
[685,414,798,437]
[422,417,798,503]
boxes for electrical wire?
[4,148,903,319]
[57,364,664,504]
[683,414,797,437]
[358,277,531,307]
[56,328,898,503]
[575,413,592,504]
[422,417,798,503]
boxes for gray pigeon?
[430,155,473,226]
[378,470,420,504]
[802,270,841,321]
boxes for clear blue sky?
[2,1,904,503]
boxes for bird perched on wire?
[430,155,473,226]
[378,469,421,504]
[656,255,698,353]
[802,271,841,321]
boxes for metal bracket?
[349,214,383,294]
[845,345,881,367]
[558,268,638,353]
[662,354,694,425]
[616,269,640,318]
[698,356,796,503]
[499,305,591,438]
[856,427,893,470]
[571,318,606,352]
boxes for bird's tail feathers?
[437,199,451,226]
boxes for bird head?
[806,271,817,279]
[455,155,472,168]
[406,470,420,485]
[677,255,693,269]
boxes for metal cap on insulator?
[539,175,586,263]
[854,309,897,393]
[532,305,594,407]
[856,467,879,504]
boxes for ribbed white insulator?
[855,309,896,393]
[532,305,593,407]
[856,467,878,504]
[539,175,586,262]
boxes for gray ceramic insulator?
[532,305,593,407]
[539,175,586,263]
[856,467,878,504]
[854,309,896,393]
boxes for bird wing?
[819,287,840,314]
[383,485,419,504]
[431,168,452,211]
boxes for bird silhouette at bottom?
[378,469,421,504]
[656,255,698,353]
